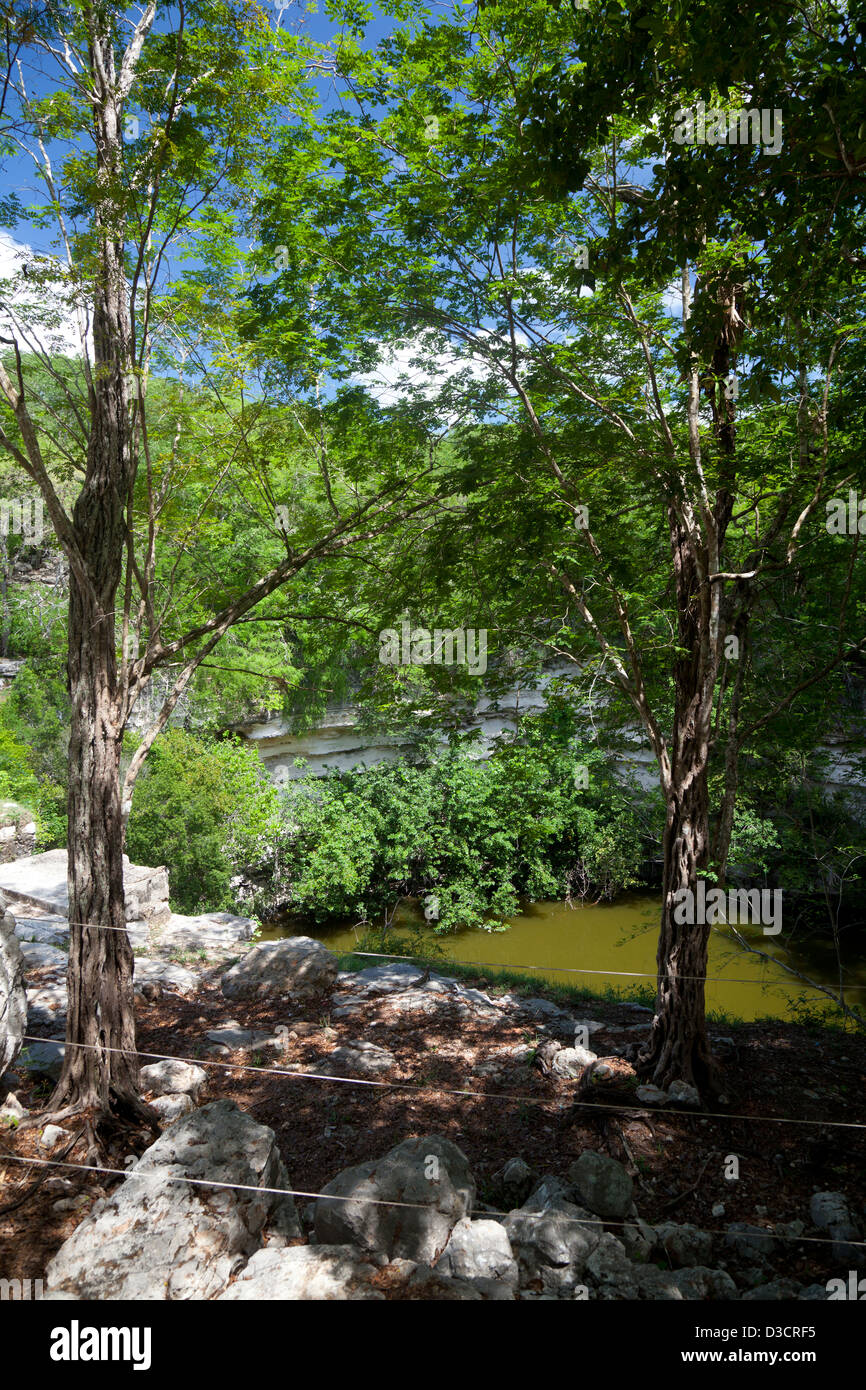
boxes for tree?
[0,0,439,1133]
[250,0,866,1093]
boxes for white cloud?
[0,232,89,359]
[351,329,515,410]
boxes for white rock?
[150,1093,196,1123]
[551,1045,597,1078]
[221,937,338,1004]
[39,1123,70,1151]
[46,1100,301,1300]
[140,1058,208,1099]
[218,1244,383,1300]
[436,1217,518,1286]
[0,899,26,1075]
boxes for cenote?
[261,893,865,1024]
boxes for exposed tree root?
[0,1128,85,1216]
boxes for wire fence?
[15,1033,866,1132]
[2,1151,864,1255]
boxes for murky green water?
[261,893,865,1023]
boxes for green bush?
[258,726,659,930]
[126,729,280,913]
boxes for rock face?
[0,849,169,926]
[46,1100,300,1300]
[315,1135,475,1263]
[221,936,338,1004]
[0,894,25,1076]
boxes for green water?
[262,893,865,1023]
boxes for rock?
[26,979,67,1028]
[18,940,66,970]
[586,1233,639,1296]
[810,1191,852,1231]
[568,1151,634,1221]
[451,985,502,1022]
[473,1051,524,1081]
[725,1223,777,1259]
[46,1100,301,1299]
[134,958,199,996]
[316,1040,397,1077]
[17,1037,64,1082]
[13,916,69,948]
[349,962,428,992]
[742,1280,803,1300]
[0,849,169,926]
[504,1198,603,1293]
[315,1135,474,1263]
[401,1263,489,1300]
[808,1192,862,1264]
[218,1244,383,1300]
[636,1266,737,1300]
[151,1093,196,1123]
[634,1084,667,1106]
[38,1123,69,1151]
[156,912,257,956]
[388,990,445,1016]
[140,1059,207,1100]
[0,1090,28,1122]
[514,997,577,1037]
[0,898,26,1076]
[525,1174,578,1210]
[551,1045,598,1079]
[775,1219,805,1240]
[655,1221,714,1268]
[667,1079,701,1108]
[205,1026,278,1052]
[436,1217,518,1287]
[493,1156,535,1207]
[621,1213,656,1263]
[221,937,338,1004]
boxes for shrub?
[126,729,280,913]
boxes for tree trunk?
[640,770,715,1094]
[639,499,719,1095]
[56,575,143,1120]
[50,17,150,1125]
